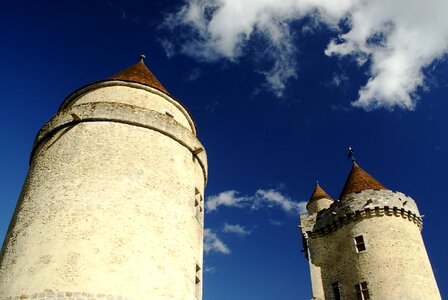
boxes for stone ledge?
[31,101,208,184]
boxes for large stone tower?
[300,161,441,300]
[0,57,208,300]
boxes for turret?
[306,182,334,214]
[300,157,441,300]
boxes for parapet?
[300,189,422,237]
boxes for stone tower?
[0,57,208,300]
[300,162,441,300]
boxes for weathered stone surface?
[0,81,207,300]
[1,291,131,300]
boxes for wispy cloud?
[254,189,299,213]
[206,190,247,212]
[204,228,231,254]
[162,0,448,110]
[269,219,284,226]
[205,100,220,112]
[187,67,203,81]
[107,0,142,24]
[330,103,352,112]
[204,266,217,273]
[223,223,252,237]
[203,224,250,256]
[206,189,305,215]
[160,39,176,58]
[329,71,350,89]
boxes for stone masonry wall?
[0,83,207,300]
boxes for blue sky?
[1,1,447,299]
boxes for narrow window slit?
[195,263,202,299]
[354,235,367,252]
[194,187,204,225]
[355,281,370,300]
[332,282,341,300]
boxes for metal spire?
[139,54,146,63]
[348,146,356,162]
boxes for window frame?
[355,281,370,300]
[354,235,367,253]
[331,282,341,300]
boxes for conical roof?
[339,162,387,199]
[306,182,334,213]
[309,182,333,202]
[109,57,168,94]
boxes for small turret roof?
[309,182,333,202]
[306,182,334,213]
[339,162,387,199]
[109,56,168,94]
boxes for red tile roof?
[309,183,333,202]
[339,162,387,199]
[109,60,168,94]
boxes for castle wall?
[0,85,207,300]
[302,190,441,300]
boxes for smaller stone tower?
[306,182,334,214]
[300,161,441,300]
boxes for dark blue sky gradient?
[1,1,447,299]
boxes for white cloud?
[254,189,299,213]
[163,0,448,110]
[205,189,302,215]
[222,223,252,236]
[205,190,247,212]
[204,228,231,254]
[325,0,448,110]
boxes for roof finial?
[139,54,146,63]
[348,146,356,162]
[316,180,319,186]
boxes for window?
[195,264,202,299]
[194,188,204,224]
[355,282,370,300]
[354,235,366,252]
[332,282,341,300]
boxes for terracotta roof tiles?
[339,162,387,199]
[309,183,333,202]
[109,60,168,94]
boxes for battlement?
[300,189,422,237]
